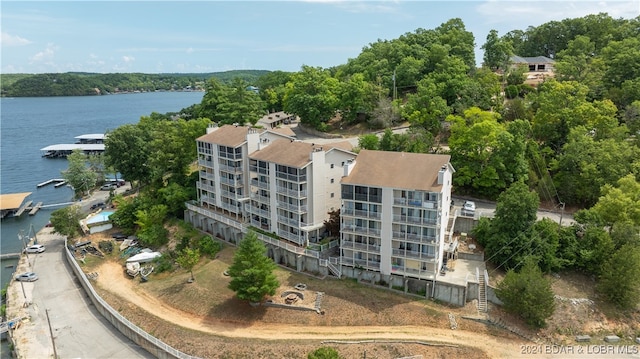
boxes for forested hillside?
[0,70,269,97]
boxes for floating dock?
[54,181,67,188]
[14,200,33,217]
[37,178,66,188]
[29,202,43,215]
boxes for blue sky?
[2,1,639,74]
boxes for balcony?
[277,215,306,227]
[341,240,381,253]
[391,249,437,261]
[249,165,269,175]
[277,201,307,213]
[219,152,242,160]
[196,182,215,193]
[276,186,307,198]
[276,172,307,183]
[392,231,437,243]
[199,171,215,180]
[219,177,241,187]
[277,229,304,246]
[393,198,440,209]
[219,202,241,213]
[341,225,381,236]
[393,215,438,226]
[250,179,270,189]
[250,207,270,218]
[250,218,270,231]
[250,192,270,203]
[340,257,381,271]
[342,208,381,219]
[197,159,214,167]
[218,164,243,173]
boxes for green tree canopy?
[104,123,153,186]
[283,66,339,130]
[50,205,83,238]
[496,259,556,328]
[227,231,279,303]
[176,247,201,282]
[482,29,513,71]
[596,244,640,310]
[62,149,98,198]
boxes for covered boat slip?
[0,192,33,218]
[40,133,106,158]
[40,143,105,158]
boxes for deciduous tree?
[62,149,98,198]
[176,247,201,282]
[50,205,83,238]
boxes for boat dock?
[14,200,33,217]
[29,202,43,215]
[37,178,66,188]
[54,181,67,188]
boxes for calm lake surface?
[0,92,203,293]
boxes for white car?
[462,201,476,216]
[15,272,38,282]
[24,244,46,253]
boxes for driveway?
[6,228,153,358]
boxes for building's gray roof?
[74,134,105,140]
[249,139,317,168]
[342,150,451,191]
[511,55,555,64]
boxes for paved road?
[6,184,155,359]
[452,196,576,226]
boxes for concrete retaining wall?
[432,281,467,307]
[458,251,484,261]
[487,284,503,305]
[64,240,199,359]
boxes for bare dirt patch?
[80,236,525,358]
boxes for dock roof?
[74,134,105,140]
[40,144,105,151]
[0,192,32,210]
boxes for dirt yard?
[77,230,639,359]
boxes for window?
[330,178,334,183]
[331,164,334,169]
[331,193,335,198]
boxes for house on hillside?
[510,55,555,72]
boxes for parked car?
[90,202,106,210]
[462,201,476,216]
[100,184,116,191]
[15,272,38,282]
[24,244,46,253]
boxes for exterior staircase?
[327,258,341,278]
[478,271,488,313]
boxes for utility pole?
[559,202,565,226]
[392,69,397,101]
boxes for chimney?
[437,165,447,185]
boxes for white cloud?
[122,55,135,63]
[30,43,56,63]
[476,1,640,26]
[1,31,32,46]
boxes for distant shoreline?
[0,89,205,98]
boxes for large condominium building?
[195,124,355,246]
[340,150,454,281]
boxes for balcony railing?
[276,172,307,182]
[277,201,307,213]
[393,198,440,209]
[341,225,381,236]
[219,202,241,213]
[196,182,216,193]
[219,177,241,187]
[277,215,307,227]
[391,249,437,261]
[250,192,270,203]
[218,164,243,173]
[249,165,269,175]
[276,186,307,198]
[276,229,304,246]
[392,231,437,243]
[219,152,242,160]
[250,179,269,189]
[197,159,214,167]
[341,240,381,253]
[249,207,270,218]
[393,215,438,226]
[340,257,381,271]
[199,171,215,180]
[342,208,381,219]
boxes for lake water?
[0,92,203,293]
